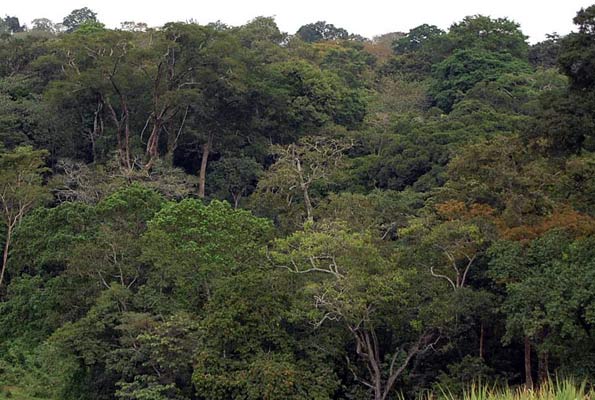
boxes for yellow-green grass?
[0,386,48,400]
[403,379,594,400]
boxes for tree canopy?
[0,5,594,400]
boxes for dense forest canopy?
[0,5,594,400]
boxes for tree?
[62,8,98,33]
[67,185,164,290]
[430,48,531,112]
[0,75,46,150]
[141,199,272,309]
[529,34,561,68]
[270,223,439,400]
[184,29,247,196]
[316,189,424,240]
[419,215,489,291]
[296,21,349,43]
[154,22,249,194]
[43,29,145,166]
[256,136,352,223]
[441,136,558,236]
[558,5,595,91]
[113,312,200,399]
[209,156,262,207]
[193,267,338,399]
[31,18,57,34]
[448,15,529,59]
[392,24,445,54]
[235,16,285,49]
[530,5,595,154]
[526,90,595,154]
[489,232,595,386]
[320,44,376,89]
[442,134,595,386]
[0,16,25,35]
[262,59,366,132]
[0,146,49,289]
[119,21,148,32]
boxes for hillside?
[0,5,594,399]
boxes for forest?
[0,5,594,400]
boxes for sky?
[3,0,594,43]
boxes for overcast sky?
[4,0,594,43]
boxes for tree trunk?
[537,350,549,385]
[166,105,189,162]
[232,192,241,209]
[350,324,432,400]
[123,120,131,170]
[198,135,212,198]
[479,322,485,359]
[0,224,12,289]
[374,388,382,400]
[90,97,103,164]
[301,183,314,223]
[89,133,97,164]
[145,121,161,169]
[524,336,533,390]
[104,95,131,170]
[292,149,314,223]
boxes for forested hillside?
[0,5,594,399]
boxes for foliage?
[141,199,272,310]
[62,8,99,32]
[0,6,594,399]
[296,21,350,43]
[430,49,531,112]
[0,146,49,289]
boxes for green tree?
[529,34,561,68]
[392,24,445,54]
[418,218,490,290]
[209,156,262,208]
[256,136,352,224]
[43,28,149,166]
[270,223,439,400]
[193,268,338,399]
[0,146,49,289]
[430,48,531,112]
[141,199,272,310]
[558,5,595,91]
[67,185,164,290]
[296,21,350,43]
[530,5,595,154]
[31,18,58,34]
[0,16,25,35]
[113,312,200,400]
[448,15,529,59]
[62,7,99,33]
[489,232,595,384]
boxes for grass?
[0,386,48,400]
[435,379,594,400]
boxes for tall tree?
[392,24,445,54]
[270,223,439,400]
[296,21,350,43]
[62,7,98,33]
[448,15,529,59]
[0,16,25,34]
[558,5,595,91]
[31,18,57,34]
[256,136,352,223]
[0,146,49,289]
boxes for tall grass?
[464,380,591,400]
[409,379,594,400]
